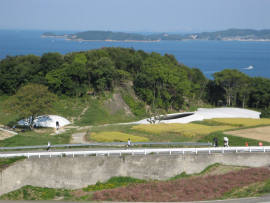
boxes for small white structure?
[132,108,261,124]
[18,115,71,128]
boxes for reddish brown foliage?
[92,168,270,202]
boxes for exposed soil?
[0,130,16,140]
[224,126,270,142]
[104,92,134,116]
[71,189,90,197]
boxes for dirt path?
[0,128,18,140]
[224,126,270,142]
[70,132,88,144]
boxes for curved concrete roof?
[132,108,261,124]
[18,115,71,127]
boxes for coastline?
[42,35,68,38]
[42,35,270,42]
[65,39,160,42]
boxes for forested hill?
[43,29,270,41]
[70,31,158,41]
[1,47,270,112]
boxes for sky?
[0,0,270,33]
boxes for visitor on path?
[126,138,131,150]
[47,141,51,151]
[12,125,15,131]
[213,138,218,147]
[223,137,229,147]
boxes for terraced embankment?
[1,153,270,196]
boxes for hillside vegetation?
[0,47,270,147]
[1,47,270,112]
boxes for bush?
[122,92,146,118]
[260,109,270,118]
[83,176,147,192]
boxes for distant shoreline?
[42,35,270,42]
[42,35,68,38]
[65,39,160,42]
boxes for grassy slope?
[0,128,72,147]
[1,92,269,147]
[0,98,20,126]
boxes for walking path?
[70,132,88,144]
[69,126,92,144]
[0,127,18,135]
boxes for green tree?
[40,52,63,76]
[5,84,57,130]
[91,57,116,93]
[213,69,247,106]
[45,68,74,95]
[250,77,270,108]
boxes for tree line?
[0,47,269,111]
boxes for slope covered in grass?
[92,168,270,202]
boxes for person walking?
[213,138,218,147]
[126,138,131,150]
[47,141,51,151]
[12,125,16,131]
[223,137,229,147]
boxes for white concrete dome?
[132,108,261,124]
[18,115,71,127]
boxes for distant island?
[42,29,270,41]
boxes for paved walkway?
[70,132,88,144]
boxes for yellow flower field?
[203,118,270,127]
[132,123,236,138]
[90,131,149,142]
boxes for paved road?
[0,147,135,154]
[1,195,270,203]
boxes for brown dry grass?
[224,126,270,143]
[0,130,16,140]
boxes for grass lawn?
[0,127,73,147]
[0,98,20,127]
[199,130,270,146]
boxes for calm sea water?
[0,29,269,79]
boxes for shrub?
[260,109,270,118]
[83,176,147,192]
[122,93,146,117]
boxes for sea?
[0,29,269,79]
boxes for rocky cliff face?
[104,92,134,117]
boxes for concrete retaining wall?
[1,153,270,195]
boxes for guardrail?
[1,146,269,159]
[0,142,212,150]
